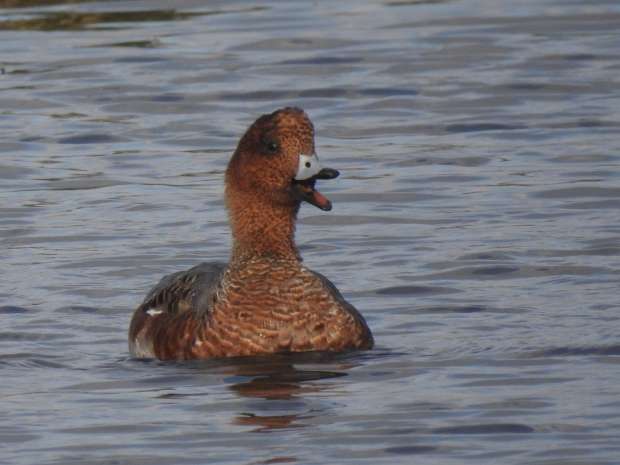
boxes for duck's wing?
[137,262,226,316]
[129,262,226,358]
[309,269,346,301]
[309,269,374,350]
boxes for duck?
[129,107,373,360]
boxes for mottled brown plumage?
[129,107,373,360]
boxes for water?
[1,0,620,463]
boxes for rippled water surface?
[2,0,620,464]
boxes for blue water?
[1,1,620,464]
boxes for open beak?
[292,153,339,211]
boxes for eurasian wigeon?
[129,107,373,360]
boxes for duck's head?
[226,107,339,212]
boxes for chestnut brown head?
[226,107,339,211]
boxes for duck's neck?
[226,190,301,263]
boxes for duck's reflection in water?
[223,352,357,432]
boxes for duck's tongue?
[292,172,338,211]
[309,186,332,211]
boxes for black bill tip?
[314,168,339,180]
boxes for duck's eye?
[265,140,279,154]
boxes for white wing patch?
[146,308,164,316]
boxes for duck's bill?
[292,168,339,211]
